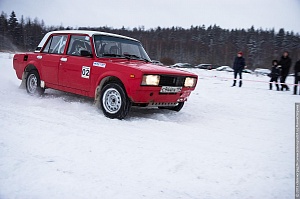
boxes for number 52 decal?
[81,66,90,79]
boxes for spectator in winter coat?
[294,59,300,95]
[278,51,292,91]
[269,60,280,90]
[232,51,246,87]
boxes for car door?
[59,35,93,91]
[40,34,68,85]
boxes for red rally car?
[13,30,198,119]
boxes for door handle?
[37,55,42,59]
[60,57,67,62]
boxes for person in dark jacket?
[232,51,246,87]
[294,59,300,95]
[269,60,280,90]
[278,51,292,91]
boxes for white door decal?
[81,66,90,79]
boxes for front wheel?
[26,70,45,95]
[159,102,185,112]
[100,83,131,119]
[169,102,184,112]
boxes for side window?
[67,35,92,56]
[42,35,68,54]
[42,38,51,53]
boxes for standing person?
[232,51,246,87]
[269,60,280,90]
[294,59,300,95]
[278,51,292,91]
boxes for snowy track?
[0,53,296,199]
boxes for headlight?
[184,77,196,87]
[141,75,160,86]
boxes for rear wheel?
[100,83,131,119]
[26,70,45,95]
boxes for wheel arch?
[94,76,127,108]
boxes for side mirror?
[80,50,92,57]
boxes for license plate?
[160,86,182,93]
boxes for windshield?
[93,35,151,61]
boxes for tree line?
[1,11,300,69]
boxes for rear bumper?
[128,86,194,104]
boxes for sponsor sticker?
[93,62,106,68]
[81,66,90,79]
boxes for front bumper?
[128,86,194,104]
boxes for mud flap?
[19,72,27,89]
[94,85,101,109]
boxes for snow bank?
[0,53,296,199]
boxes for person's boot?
[276,84,279,91]
[239,81,242,87]
[269,83,272,90]
[232,80,236,87]
[286,85,290,91]
[294,86,297,95]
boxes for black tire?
[26,70,45,95]
[169,102,184,112]
[100,83,131,119]
[159,102,185,112]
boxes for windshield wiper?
[103,53,150,63]
[103,53,123,57]
[123,53,150,63]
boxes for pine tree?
[8,11,19,45]
[0,12,8,50]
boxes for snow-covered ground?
[0,52,296,199]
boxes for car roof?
[35,30,138,52]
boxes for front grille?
[159,75,185,86]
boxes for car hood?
[116,60,197,77]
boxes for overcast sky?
[1,0,300,33]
